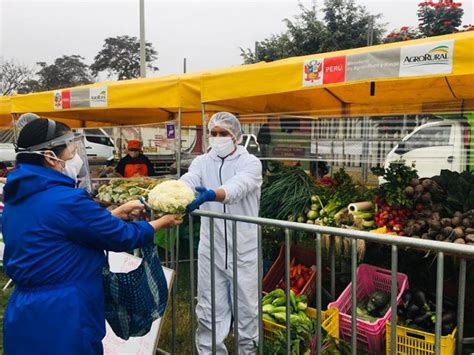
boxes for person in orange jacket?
[116,140,155,177]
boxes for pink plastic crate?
[328,264,409,353]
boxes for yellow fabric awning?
[9,72,204,127]
[201,32,474,117]
[0,96,12,126]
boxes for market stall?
[198,32,474,354]
[7,73,215,177]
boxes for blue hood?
[4,164,75,205]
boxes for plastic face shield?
[16,120,92,192]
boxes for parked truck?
[384,114,473,178]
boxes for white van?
[80,128,115,163]
[384,118,471,178]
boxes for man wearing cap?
[181,112,262,354]
[116,140,155,178]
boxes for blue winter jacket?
[2,164,155,355]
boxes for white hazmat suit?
[180,113,262,354]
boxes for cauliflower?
[147,180,195,215]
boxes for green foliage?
[241,1,385,64]
[91,35,158,80]
[260,162,324,220]
[372,160,418,208]
[384,1,469,43]
[417,1,464,37]
[432,170,474,214]
[25,55,93,92]
[262,321,352,355]
[320,0,385,52]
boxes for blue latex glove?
[186,186,217,213]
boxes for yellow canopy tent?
[201,32,474,117]
[0,96,12,126]
[9,72,206,127]
[8,73,210,173]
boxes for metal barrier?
[163,210,474,355]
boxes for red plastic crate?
[328,264,409,353]
[262,245,317,301]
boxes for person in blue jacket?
[2,118,182,355]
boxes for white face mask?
[209,137,236,157]
[63,153,84,182]
[129,151,140,158]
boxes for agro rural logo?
[402,45,450,66]
[304,59,323,82]
[90,90,107,101]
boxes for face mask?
[129,151,140,158]
[63,153,84,182]
[209,137,235,157]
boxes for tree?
[26,55,94,91]
[384,1,472,43]
[91,35,158,80]
[0,59,35,95]
[241,34,293,64]
[320,0,384,52]
[241,1,384,64]
[418,0,464,36]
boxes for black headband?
[46,119,56,141]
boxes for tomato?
[291,287,300,295]
[296,278,306,290]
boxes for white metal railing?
[162,210,474,354]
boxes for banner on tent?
[302,39,454,87]
[54,87,108,110]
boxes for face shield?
[16,121,92,192]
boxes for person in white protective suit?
[181,112,262,354]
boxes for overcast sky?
[1,0,473,77]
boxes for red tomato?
[296,278,306,290]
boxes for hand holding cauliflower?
[147,180,195,215]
